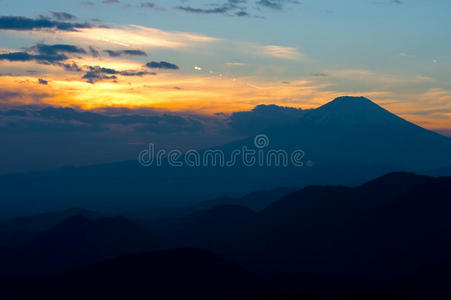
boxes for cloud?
[146,61,179,70]
[235,11,249,17]
[120,70,156,76]
[249,44,302,60]
[139,2,165,10]
[102,0,119,3]
[89,46,100,57]
[224,62,247,67]
[0,107,108,133]
[227,104,305,134]
[31,44,86,56]
[256,0,301,10]
[3,21,218,53]
[0,89,52,104]
[0,71,329,114]
[0,16,96,31]
[135,114,204,133]
[0,91,22,101]
[175,0,301,16]
[104,49,147,57]
[311,73,328,77]
[0,42,155,82]
[176,5,230,14]
[325,69,434,84]
[83,69,118,84]
[82,65,156,83]
[49,12,77,21]
[0,106,207,134]
[0,43,87,65]
[81,1,95,6]
[38,78,48,85]
[57,25,219,49]
[392,0,402,4]
[60,62,83,72]
[175,0,251,17]
[0,51,68,63]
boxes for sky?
[1,0,451,131]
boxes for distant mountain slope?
[190,187,298,212]
[0,208,103,249]
[147,205,256,251]
[0,215,161,276]
[0,208,102,233]
[129,186,297,221]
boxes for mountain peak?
[332,96,373,102]
[323,96,382,110]
[306,96,403,126]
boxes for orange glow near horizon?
[1,73,451,132]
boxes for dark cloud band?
[0,52,68,63]
[104,49,147,57]
[82,66,156,83]
[146,61,179,70]
[0,16,96,31]
[49,12,77,21]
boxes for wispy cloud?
[81,1,95,6]
[325,69,434,84]
[246,44,302,60]
[2,22,219,50]
[138,2,165,10]
[104,49,147,57]
[49,12,77,21]
[175,0,300,16]
[176,0,253,17]
[256,0,301,10]
[62,25,220,48]
[224,62,247,67]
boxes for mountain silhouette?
[229,173,451,282]
[142,173,451,292]
[0,215,161,275]
[146,205,256,251]
[260,96,451,169]
[304,96,405,125]
[136,186,297,220]
[0,96,450,216]
[190,187,297,212]
[0,249,259,300]
[0,208,102,233]
[1,173,451,298]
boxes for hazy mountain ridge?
[0,215,161,276]
[1,172,451,298]
[0,207,103,232]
